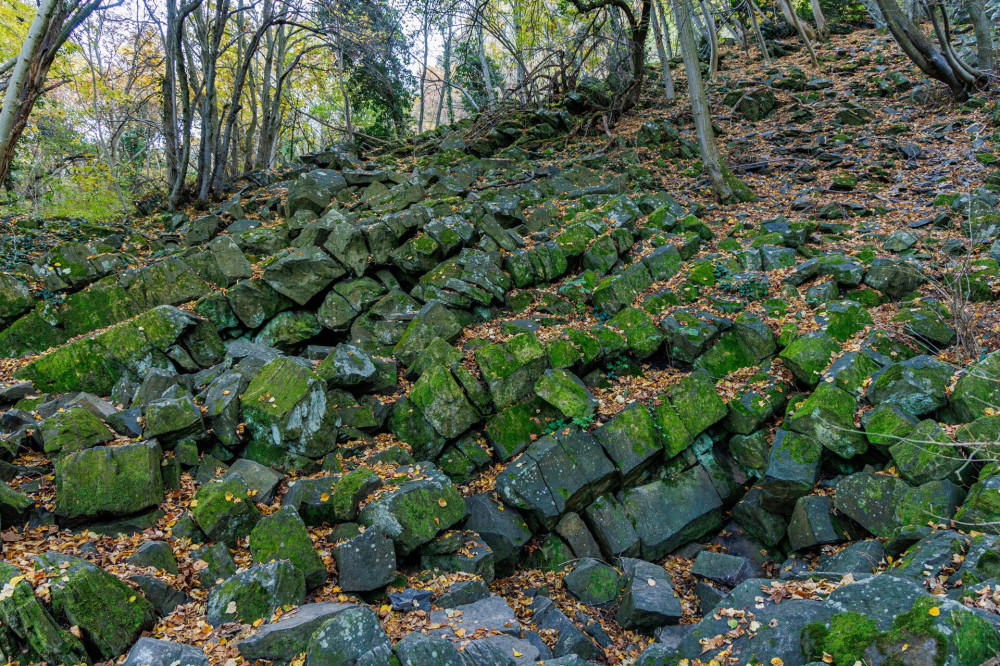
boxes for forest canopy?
[0,0,994,219]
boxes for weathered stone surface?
[333,528,397,592]
[250,506,327,589]
[206,561,305,626]
[33,552,155,661]
[123,638,209,666]
[497,427,616,531]
[55,441,164,520]
[358,466,467,555]
[191,475,263,547]
[242,357,336,458]
[622,466,723,560]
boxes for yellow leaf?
[128,596,136,603]
[190,499,198,507]
[513,650,522,657]
[253,618,263,627]
[320,493,330,502]
[771,659,783,666]
[225,493,234,501]
[438,498,448,507]
[928,606,940,616]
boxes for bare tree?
[963,0,994,74]
[568,0,653,110]
[874,0,986,101]
[650,0,675,100]
[670,0,754,203]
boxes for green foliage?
[453,39,502,114]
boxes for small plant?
[605,357,630,380]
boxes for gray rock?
[305,605,394,666]
[238,603,353,662]
[622,466,723,560]
[206,560,306,626]
[333,528,396,592]
[124,638,209,666]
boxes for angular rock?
[333,528,397,592]
[497,427,616,531]
[242,357,336,458]
[622,466,723,560]
[191,475,263,547]
[206,560,305,626]
[250,506,327,589]
[123,638,209,666]
[55,441,164,521]
[358,466,467,556]
[33,552,155,661]
[262,247,345,305]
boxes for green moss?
[878,596,947,666]
[951,605,1000,665]
[824,612,879,665]
[330,469,380,522]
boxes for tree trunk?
[418,0,430,132]
[747,0,771,65]
[874,0,984,101]
[698,0,719,81]
[476,19,495,107]
[444,17,454,124]
[671,0,754,203]
[0,0,60,190]
[776,0,819,66]
[810,0,828,38]
[963,0,994,73]
[651,0,676,100]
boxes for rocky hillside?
[1,26,1000,666]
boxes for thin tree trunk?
[651,0,676,100]
[476,19,495,106]
[699,0,719,80]
[874,0,983,100]
[747,0,771,65]
[418,0,430,132]
[444,17,454,123]
[336,36,353,142]
[963,0,994,73]
[671,0,753,203]
[810,0,828,38]
[0,0,59,189]
[776,0,819,66]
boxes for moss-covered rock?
[409,366,480,439]
[533,368,597,420]
[55,441,164,521]
[39,406,113,455]
[250,506,327,590]
[17,305,223,395]
[779,331,841,386]
[192,475,263,547]
[205,560,306,626]
[563,558,624,608]
[358,466,467,556]
[951,350,1000,422]
[785,382,866,459]
[32,552,155,661]
[0,562,88,665]
[242,357,337,459]
[668,371,726,436]
[868,355,953,418]
[889,420,963,486]
[474,331,548,410]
